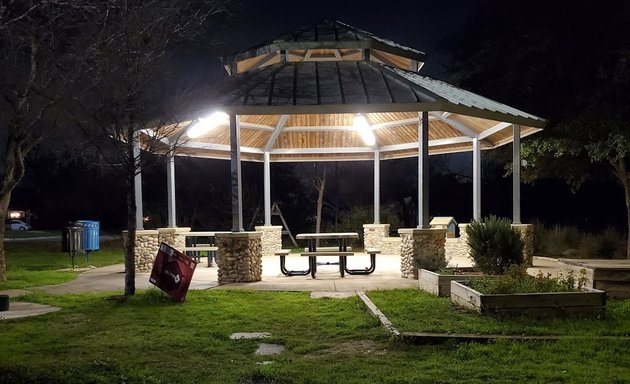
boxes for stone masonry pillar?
[215,232,262,284]
[254,225,282,256]
[398,228,447,279]
[122,229,159,272]
[512,224,534,266]
[157,227,191,250]
[363,224,390,249]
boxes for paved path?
[1,255,563,320]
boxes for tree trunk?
[124,128,137,295]
[315,168,327,247]
[0,193,10,282]
[612,159,630,259]
[0,129,38,281]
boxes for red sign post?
[149,242,198,302]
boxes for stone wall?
[122,230,159,272]
[216,232,262,284]
[444,223,470,264]
[363,224,390,248]
[157,227,191,250]
[512,224,534,266]
[381,237,402,256]
[255,225,282,256]
[398,228,447,279]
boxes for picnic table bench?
[275,233,380,278]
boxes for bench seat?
[301,251,354,257]
[303,246,352,252]
[181,246,218,252]
[274,249,291,256]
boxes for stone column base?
[255,225,282,256]
[363,224,390,249]
[157,227,191,250]
[398,228,447,279]
[216,232,262,284]
[512,224,534,266]
[122,229,159,272]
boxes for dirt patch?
[305,340,389,358]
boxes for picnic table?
[275,232,378,279]
[181,231,230,267]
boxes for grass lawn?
[0,289,629,383]
[4,230,61,239]
[1,239,124,290]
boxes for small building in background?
[7,210,36,224]
[430,217,459,238]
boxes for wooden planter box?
[450,281,606,318]
[418,268,480,297]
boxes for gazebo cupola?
[221,20,426,75]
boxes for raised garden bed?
[418,268,481,297]
[559,259,630,299]
[450,280,606,318]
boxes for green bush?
[468,264,589,294]
[466,215,524,275]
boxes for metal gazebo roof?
[143,20,544,162]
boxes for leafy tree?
[0,1,85,281]
[67,0,228,295]
[442,0,630,258]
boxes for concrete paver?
[255,343,285,355]
[0,302,61,320]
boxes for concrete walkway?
[0,255,563,320]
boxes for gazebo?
[135,20,544,283]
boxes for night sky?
[9,0,629,233]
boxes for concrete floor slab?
[255,343,285,355]
[0,302,61,320]
[230,332,271,340]
[0,289,33,298]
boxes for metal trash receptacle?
[76,220,100,252]
[63,223,84,253]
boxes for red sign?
[150,242,198,302]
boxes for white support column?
[166,146,176,228]
[230,114,244,232]
[513,124,521,224]
[418,111,430,229]
[373,149,380,224]
[133,131,144,230]
[264,151,271,225]
[472,136,481,221]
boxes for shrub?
[412,248,448,272]
[468,264,589,294]
[466,215,524,275]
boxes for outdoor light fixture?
[186,111,229,138]
[9,211,21,219]
[353,114,376,146]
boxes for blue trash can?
[76,220,100,252]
